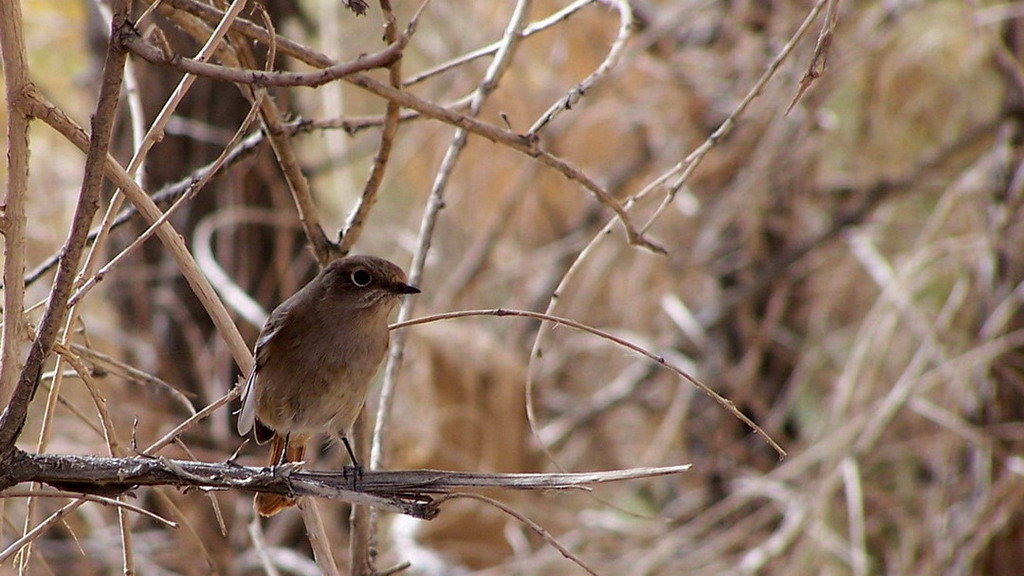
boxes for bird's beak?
[392,282,421,295]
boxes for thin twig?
[131,0,662,251]
[337,1,431,254]
[787,0,842,114]
[248,518,284,576]
[403,0,596,86]
[67,88,268,307]
[73,0,253,307]
[52,336,131,570]
[51,343,122,457]
[230,14,338,265]
[435,493,600,576]
[0,489,177,528]
[355,0,416,572]
[368,2,532,570]
[344,72,662,252]
[141,387,241,456]
[123,28,405,87]
[69,343,196,415]
[508,0,834,481]
[0,500,84,564]
[50,342,139,573]
[640,0,831,230]
[0,0,131,453]
[20,111,423,288]
[21,88,253,375]
[391,309,784,458]
[298,499,341,576]
[155,0,338,68]
[527,0,634,136]
[373,0,532,473]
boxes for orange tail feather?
[254,433,308,517]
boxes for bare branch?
[67,88,268,308]
[392,308,786,458]
[640,0,832,227]
[0,488,177,528]
[20,89,254,376]
[231,15,338,265]
[154,0,335,68]
[787,0,842,114]
[436,493,599,576]
[0,1,132,451]
[136,0,661,254]
[0,450,689,519]
[403,0,596,86]
[526,0,634,136]
[123,27,405,88]
[352,1,418,573]
[374,0,532,474]
[0,0,31,407]
[336,1,430,254]
[298,499,342,576]
[345,73,662,252]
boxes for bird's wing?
[236,322,281,438]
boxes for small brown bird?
[236,255,419,516]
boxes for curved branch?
[391,308,786,458]
[526,0,634,136]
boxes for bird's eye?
[350,269,372,287]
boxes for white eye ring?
[351,269,372,287]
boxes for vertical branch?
[9,9,132,565]
[372,0,533,469]
[338,1,426,253]
[352,3,407,572]
[256,92,338,264]
[299,499,342,576]
[227,6,340,266]
[21,3,139,562]
[0,0,132,451]
[366,3,531,570]
[0,0,31,408]
[318,0,359,221]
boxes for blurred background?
[3,0,1023,574]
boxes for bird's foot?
[342,464,363,489]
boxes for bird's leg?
[276,433,290,467]
[341,436,363,487]
[274,433,297,500]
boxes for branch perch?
[0,449,690,522]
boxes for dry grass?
[2,0,1023,574]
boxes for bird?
[236,255,419,516]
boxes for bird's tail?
[255,433,307,517]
